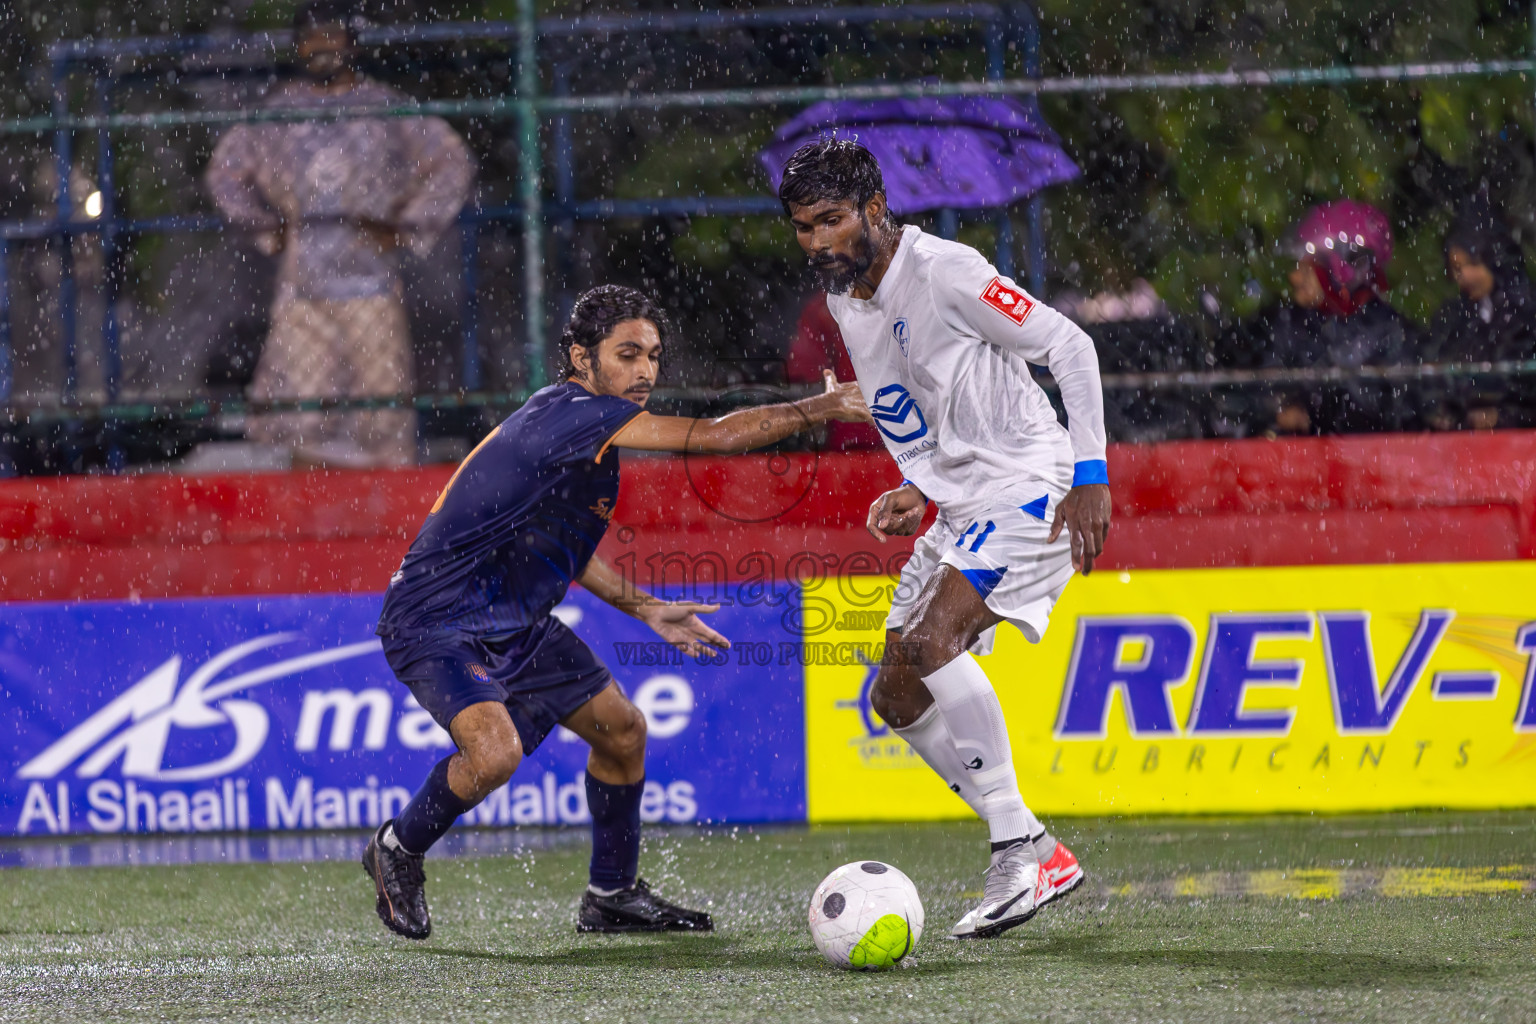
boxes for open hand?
[1048,484,1112,575]
[821,369,873,424]
[636,601,731,659]
[866,483,927,542]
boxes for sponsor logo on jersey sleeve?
[980,277,1035,325]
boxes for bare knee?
[900,621,970,677]
[452,740,519,802]
[450,705,523,800]
[586,701,648,777]
[870,664,932,729]
[461,743,519,795]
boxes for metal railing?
[0,3,1048,423]
[0,3,1533,470]
[5,360,1532,428]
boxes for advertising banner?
[1,590,806,836]
[805,562,1536,820]
[9,560,1535,834]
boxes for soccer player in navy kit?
[364,285,871,939]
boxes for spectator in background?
[1232,200,1415,436]
[1057,279,1210,444]
[1425,203,1535,430]
[205,0,474,468]
[786,292,883,450]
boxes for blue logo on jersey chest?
[870,383,929,443]
[892,318,910,356]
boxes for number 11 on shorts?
[955,520,996,553]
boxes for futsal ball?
[807,860,925,970]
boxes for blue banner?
[0,590,805,836]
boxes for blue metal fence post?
[51,55,78,404]
[551,60,577,331]
[995,213,1015,282]
[95,73,126,472]
[0,237,11,478]
[94,74,122,405]
[0,238,11,407]
[1016,2,1049,298]
[937,208,959,240]
[516,0,547,390]
[460,219,481,390]
[985,13,1015,280]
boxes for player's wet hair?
[559,285,671,379]
[294,0,360,44]
[778,137,894,226]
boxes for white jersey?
[826,225,1107,519]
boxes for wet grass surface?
[3,811,1535,1023]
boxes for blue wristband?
[1072,460,1109,487]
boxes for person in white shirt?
[778,138,1112,938]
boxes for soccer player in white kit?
[779,139,1113,938]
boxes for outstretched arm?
[577,557,730,659]
[609,370,871,454]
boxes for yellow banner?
[803,562,1536,820]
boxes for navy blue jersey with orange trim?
[377,382,642,638]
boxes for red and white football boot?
[1034,839,1085,910]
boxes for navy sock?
[392,755,475,855]
[587,774,643,891]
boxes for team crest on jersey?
[980,277,1035,325]
[467,663,491,683]
[892,318,910,356]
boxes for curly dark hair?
[558,285,672,380]
[777,137,893,225]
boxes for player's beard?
[811,216,877,295]
[588,353,652,406]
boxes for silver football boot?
[950,840,1042,939]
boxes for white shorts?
[885,495,1076,654]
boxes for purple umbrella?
[760,96,1080,214]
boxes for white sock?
[893,705,985,818]
[921,653,1042,845]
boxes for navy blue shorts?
[380,616,614,755]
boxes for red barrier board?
[0,431,1532,602]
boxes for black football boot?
[362,820,432,940]
[577,878,714,933]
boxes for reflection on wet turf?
[0,826,594,870]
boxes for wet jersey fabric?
[825,225,1107,520]
[377,383,642,638]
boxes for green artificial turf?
[3,812,1535,1023]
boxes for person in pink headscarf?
[1245,199,1418,436]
